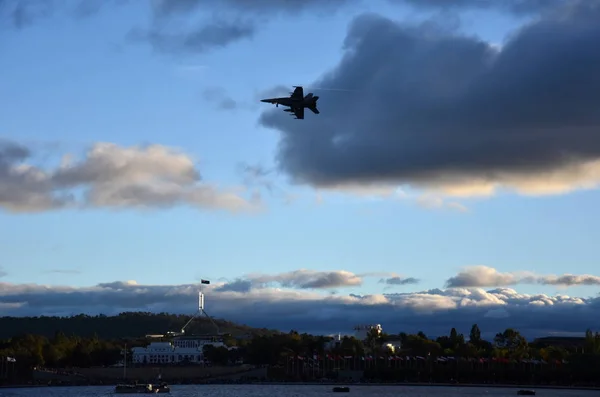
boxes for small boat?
[333,386,350,392]
[115,344,158,393]
[517,390,535,395]
[151,382,171,393]
[114,383,158,394]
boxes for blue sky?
[1,0,599,338]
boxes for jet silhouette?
[260,86,319,120]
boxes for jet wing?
[291,86,303,99]
[293,107,304,119]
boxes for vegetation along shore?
[0,312,599,389]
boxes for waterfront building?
[131,335,227,365]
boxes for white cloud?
[1,269,599,338]
[446,265,600,288]
[300,184,470,212]
[217,269,374,292]
[0,140,260,213]
[422,159,600,198]
[415,194,469,212]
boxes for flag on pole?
[201,279,210,285]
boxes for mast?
[123,343,127,379]
[177,279,220,335]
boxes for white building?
[354,324,382,341]
[324,333,343,350]
[131,286,245,365]
[383,340,402,353]
[131,336,228,365]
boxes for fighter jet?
[260,86,319,120]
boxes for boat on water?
[114,382,170,394]
[151,383,170,393]
[332,386,350,392]
[114,383,157,394]
[517,390,536,395]
[114,343,170,394]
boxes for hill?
[0,312,279,339]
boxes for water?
[0,385,597,397]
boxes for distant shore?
[2,381,600,391]
[252,382,600,390]
[239,381,600,391]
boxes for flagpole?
[124,343,127,380]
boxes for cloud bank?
[1,267,599,338]
[2,0,348,54]
[380,276,420,286]
[447,266,600,288]
[392,0,568,14]
[0,140,258,213]
[136,0,358,55]
[0,0,129,29]
[259,1,600,199]
[0,0,574,57]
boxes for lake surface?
[0,384,597,397]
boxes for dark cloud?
[136,0,355,55]
[259,2,600,198]
[71,0,130,19]
[0,0,129,29]
[150,0,354,18]
[151,0,199,18]
[132,19,256,55]
[0,140,30,162]
[1,1,251,55]
[391,0,568,14]
[2,0,353,54]
[1,277,598,339]
[540,275,600,286]
[0,139,258,213]
[215,279,253,293]
[445,266,600,288]
[380,276,420,286]
[0,0,55,29]
[0,0,564,32]
[1,0,571,58]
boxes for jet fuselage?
[260,86,320,119]
[261,93,319,109]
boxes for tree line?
[0,312,277,340]
[1,312,599,386]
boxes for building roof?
[172,334,223,340]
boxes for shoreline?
[252,382,600,391]
[1,382,599,391]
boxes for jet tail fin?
[308,105,320,115]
